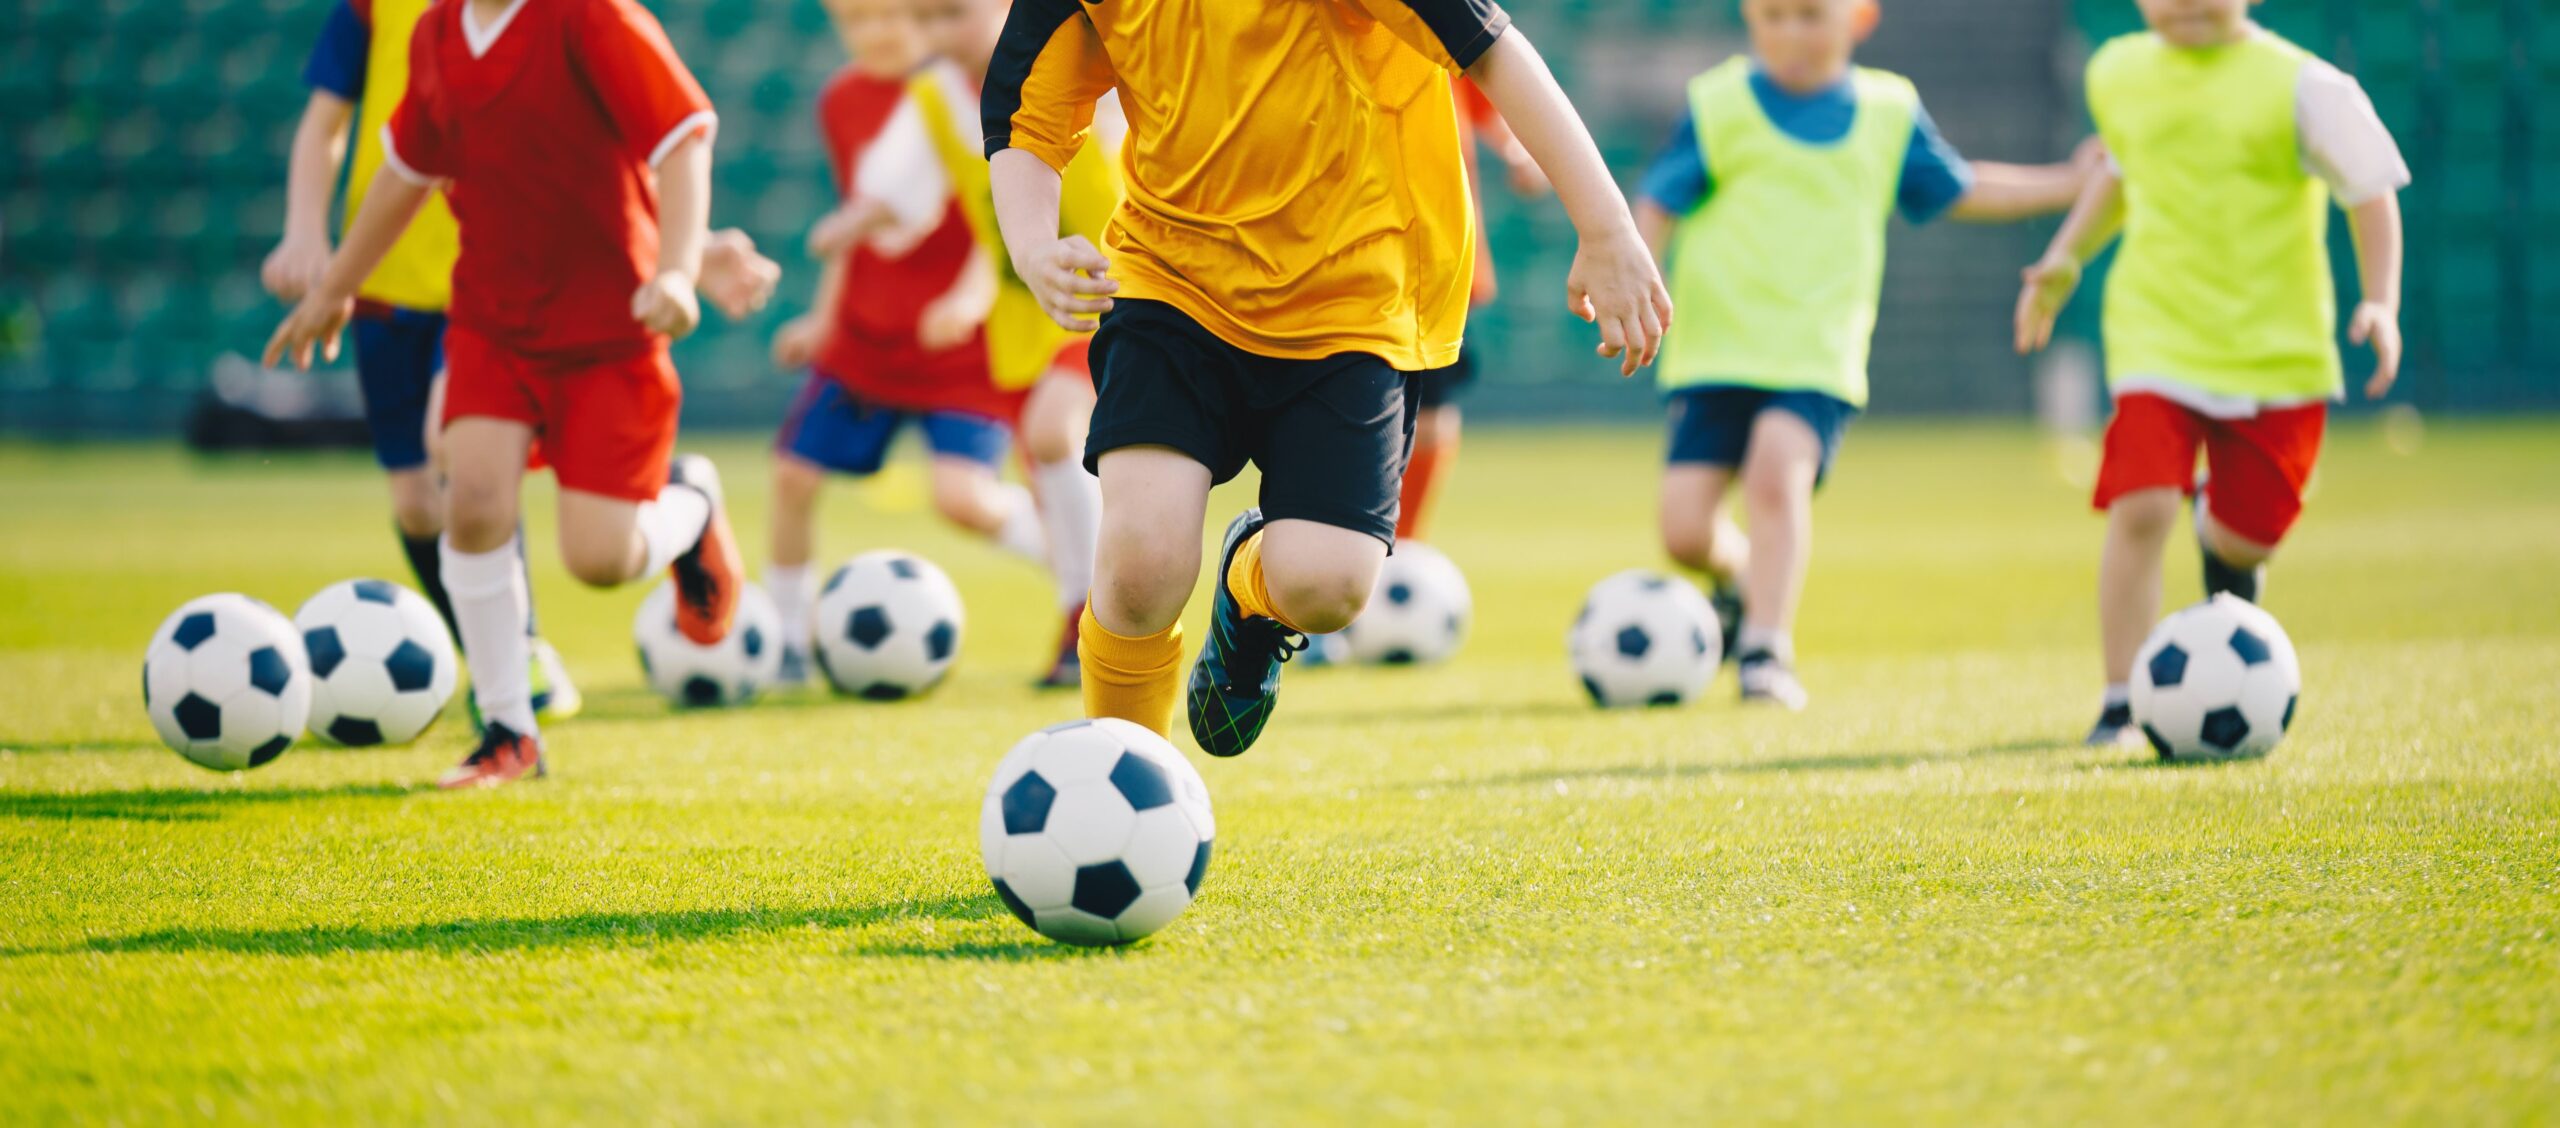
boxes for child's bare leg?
[928,455,1046,564]
[766,454,824,658]
[2197,503,2276,602]
[1023,372,1101,616]
[1736,411,1822,655]
[2100,487,2183,685]
[1660,464,1746,585]
[1254,520,1387,636]
[1083,447,1211,734]
[441,418,537,733]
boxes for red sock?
[1396,436,1456,542]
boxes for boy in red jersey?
[267,0,755,789]
[763,0,1056,687]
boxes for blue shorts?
[1664,385,1859,487]
[776,374,1010,476]
[351,306,447,471]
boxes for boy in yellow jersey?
[1635,0,2094,710]
[2016,0,2408,748]
[264,0,583,723]
[986,0,1673,756]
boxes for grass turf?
[1,421,2556,1123]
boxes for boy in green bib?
[2016,0,2408,748]
[1636,0,2094,709]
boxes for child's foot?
[437,722,546,790]
[1186,509,1305,757]
[1037,604,1083,690]
[668,455,743,645]
[776,643,812,688]
[1708,585,1744,665]
[1736,650,1808,710]
[530,638,582,721]
[2085,701,2140,747]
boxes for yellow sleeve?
[983,2,1116,174]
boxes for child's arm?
[2345,193,2402,398]
[920,245,1000,351]
[264,166,433,369]
[263,91,354,301]
[2012,164,2125,354]
[1466,31,1670,376]
[1949,140,2102,222]
[698,227,780,321]
[773,252,847,369]
[633,131,712,338]
[992,149,1118,333]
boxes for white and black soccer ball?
[1338,543,1472,666]
[812,550,965,700]
[981,718,1214,947]
[295,578,457,746]
[633,581,782,708]
[142,594,312,771]
[2131,593,2301,761]
[1568,569,1721,708]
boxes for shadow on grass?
[1446,738,2080,789]
[851,938,1133,962]
[0,782,431,823]
[1293,698,1600,729]
[565,685,921,724]
[26,895,1004,958]
[1,738,173,756]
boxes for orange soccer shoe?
[667,454,743,646]
[437,722,547,789]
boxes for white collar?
[462,0,532,59]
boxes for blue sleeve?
[301,0,370,101]
[1896,100,1975,224]
[1636,110,1711,215]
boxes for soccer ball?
[295,578,457,746]
[1337,543,1471,665]
[2131,593,2301,761]
[980,718,1214,946]
[141,594,312,771]
[1568,569,1721,708]
[633,582,782,707]
[812,550,965,700]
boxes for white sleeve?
[852,95,950,230]
[2297,59,2411,206]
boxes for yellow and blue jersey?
[1636,64,1974,224]
[302,0,457,312]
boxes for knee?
[557,537,630,589]
[443,479,514,549]
[2111,489,2183,540]
[1740,468,1803,518]
[930,473,996,532]
[2202,521,2275,567]
[1095,536,1196,624]
[1023,414,1079,466]
[387,472,443,538]
[1269,563,1374,635]
[1661,513,1715,568]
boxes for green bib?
[2088,31,2339,400]
[1656,59,1915,407]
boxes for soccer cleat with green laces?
[1184,509,1305,757]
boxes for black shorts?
[1664,384,1860,487]
[1085,299,1421,545]
[1411,346,1476,410]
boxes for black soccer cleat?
[1185,509,1304,757]
[1736,649,1808,711]
[2085,701,2139,748]
[1709,584,1744,666]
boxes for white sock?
[443,535,537,735]
[992,482,1047,565]
[1032,457,1100,612]
[2103,683,2131,709]
[636,484,712,578]
[1737,625,1793,664]
[766,562,812,650]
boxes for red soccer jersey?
[384,0,716,364]
[809,67,1006,419]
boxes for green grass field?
[3,420,2557,1124]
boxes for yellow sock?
[1079,605,1184,738]
[1223,530,1298,629]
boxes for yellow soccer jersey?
[984,0,1511,372]
[305,0,459,310]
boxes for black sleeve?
[982,0,1086,159]
[1396,0,1512,69]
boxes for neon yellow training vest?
[2087,31,2339,401]
[346,0,458,312]
[910,75,1122,390]
[1656,59,1914,407]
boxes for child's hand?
[2349,300,2401,399]
[632,271,702,339]
[2070,136,2110,183]
[1015,235,1118,332]
[2013,252,2082,353]
[919,287,993,352]
[809,198,892,259]
[699,229,781,321]
[261,234,333,302]
[262,290,355,370]
[771,314,826,369]
[1566,228,1672,378]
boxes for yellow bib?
[346,0,458,312]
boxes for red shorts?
[2093,392,2327,545]
[1046,338,1093,384]
[441,327,681,503]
